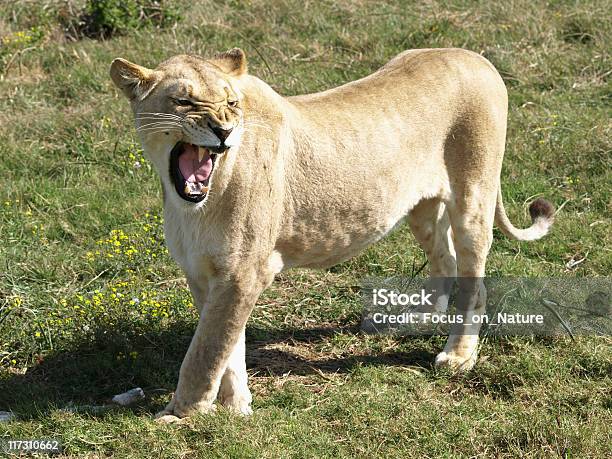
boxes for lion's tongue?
[179,144,212,183]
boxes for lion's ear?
[209,48,247,76]
[110,58,159,100]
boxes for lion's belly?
[283,219,405,269]
[277,186,428,270]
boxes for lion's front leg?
[184,276,252,414]
[156,268,271,421]
[217,329,252,415]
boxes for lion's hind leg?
[434,186,496,372]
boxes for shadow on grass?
[0,321,435,420]
[246,326,436,377]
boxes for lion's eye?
[228,100,238,107]
[174,98,193,106]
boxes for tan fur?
[110,48,554,421]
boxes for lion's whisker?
[136,124,181,129]
[136,127,182,134]
[136,121,182,126]
[137,112,184,119]
[135,117,183,122]
[136,128,181,134]
[136,115,182,120]
[137,121,182,130]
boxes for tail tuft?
[529,198,555,222]
[495,189,555,241]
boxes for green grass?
[0,0,610,457]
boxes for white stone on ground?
[111,387,145,406]
[0,411,15,422]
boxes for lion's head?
[110,48,247,204]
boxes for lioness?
[110,48,554,421]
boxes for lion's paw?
[154,397,217,423]
[219,395,253,416]
[434,350,477,373]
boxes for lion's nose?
[210,125,233,143]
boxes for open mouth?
[170,142,220,203]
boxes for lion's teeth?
[184,181,207,196]
[198,147,205,162]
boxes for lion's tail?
[494,187,555,241]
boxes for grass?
[0,0,610,457]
